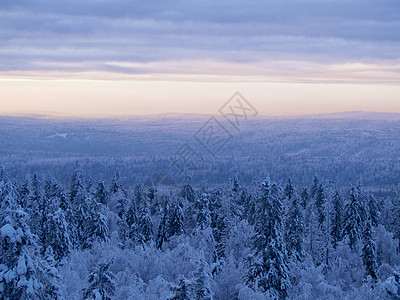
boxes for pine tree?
[156,201,170,249]
[0,208,60,299]
[331,191,343,248]
[180,176,196,203]
[27,173,42,236]
[69,163,90,249]
[367,195,380,227]
[285,193,305,261]
[111,172,123,194]
[45,205,71,262]
[390,195,400,252]
[209,189,228,260]
[284,178,295,200]
[362,220,378,280]
[170,277,191,300]
[82,261,116,300]
[195,193,212,232]
[300,188,309,210]
[343,186,367,251]
[230,174,244,220]
[18,179,30,209]
[42,246,62,299]
[315,184,327,229]
[125,198,138,245]
[114,183,129,247]
[192,192,217,264]
[84,203,109,249]
[133,182,144,210]
[168,201,185,238]
[193,260,213,300]
[138,207,153,244]
[310,176,319,199]
[247,178,291,299]
[94,181,110,206]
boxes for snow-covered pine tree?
[285,192,305,261]
[115,187,128,221]
[230,174,244,220]
[343,186,368,251]
[133,182,144,210]
[331,191,343,248]
[125,198,138,246]
[194,193,212,232]
[168,200,185,239]
[94,180,110,206]
[192,193,217,264]
[300,187,309,210]
[362,220,378,280]
[156,200,170,249]
[192,259,213,300]
[17,178,30,209]
[315,184,327,229]
[69,163,90,249]
[310,176,320,199]
[27,173,42,238]
[111,172,123,195]
[113,181,129,247]
[41,246,62,299]
[392,195,400,253]
[247,178,291,299]
[82,261,116,300]
[209,188,228,260]
[0,171,20,213]
[0,207,60,299]
[180,176,196,203]
[367,195,380,227]
[169,277,191,300]
[138,206,154,244]
[84,202,110,249]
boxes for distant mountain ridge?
[1,111,400,121]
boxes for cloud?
[0,0,399,82]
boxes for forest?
[1,162,400,299]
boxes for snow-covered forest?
[1,162,400,299]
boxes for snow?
[17,255,27,275]
[1,224,16,240]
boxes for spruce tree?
[84,203,109,249]
[247,178,291,299]
[138,206,153,244]
[125,198,138,245]
[0,208,60,299]
[94,181,110,206]
[300,187,309,210]
[343,186,367,251]
[69,163,90,249]
[180,176,196,203]
[168,201,185,238]
[82,261,116,300]
[285,193,305,261]
[331,191,343,248]
[362,220,378,280]
[45,203,71,262]
[156,201,170,249]
[230,174,244,220]
[170,277,191,300]
[193,260,213,300]
[368,195,380,227]
[315,184,327,229]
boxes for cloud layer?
[1,0,400,82]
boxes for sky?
[0,0,399,116]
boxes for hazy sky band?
[0,0,399,115]
[2,0,400,72]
